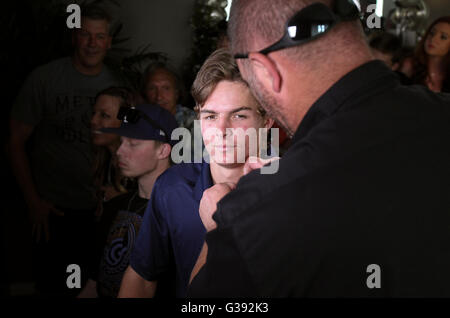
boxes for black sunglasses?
[117,106,171,142]
[234,0,360,59]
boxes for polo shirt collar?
[193,163,214,201]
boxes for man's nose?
[116,142,125,156]
[216,117,232,137]
[90,114,98,127]
[430,33,438,43]
[155,89,164,101]
[88,35,96,47]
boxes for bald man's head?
[227,0,373,136]
[228,0,364,63]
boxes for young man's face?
[144,69,179,114]
[116,138,161,178]
[200,80,271,166]
[90,94,122,147]
[73,18,111,69]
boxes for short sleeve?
[130,181,171,281]
[10,67,46,126]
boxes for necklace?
[127,191,148,213]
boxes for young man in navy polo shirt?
[118,48,274,298]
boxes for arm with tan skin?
[190,242,208,284]
[187,183,235,285]
[118,266,157,298]
[9,119,63,243]
[77,279,98,298]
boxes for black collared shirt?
[188,61,450,297]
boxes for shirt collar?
[193,162,213,201]
[291,60,399,144]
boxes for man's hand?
[199,183,236,232]
[243,156,281,175]
[28,196,64,243]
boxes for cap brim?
[100,124,172,144]
[100,125,153,140]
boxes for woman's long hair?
[411,16,450,91]
[92,86,136,201]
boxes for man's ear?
[264,117,275,129]
[158,143,172,160]
[248,52,282,93]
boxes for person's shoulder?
[389,83,450,119]
[103,191,134,211]
[150,163,205,218]
[155,163,203,190]
[100,64,125,84]
[37,57,71,72]
[98,191,135,227]
[27,57,70,79]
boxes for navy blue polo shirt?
[130,162,213,297]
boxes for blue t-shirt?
[130,162,213,297]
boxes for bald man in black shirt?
[189,0,450,297]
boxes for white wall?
[381,0,450,28]
[111,0,196,71]
[425,0,450,26]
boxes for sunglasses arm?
[259,32,298,56]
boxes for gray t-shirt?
[11,57,122,210]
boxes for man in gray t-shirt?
[9,4,122,296]
[11,57,120,211]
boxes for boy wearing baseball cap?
[79,104,178,298]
